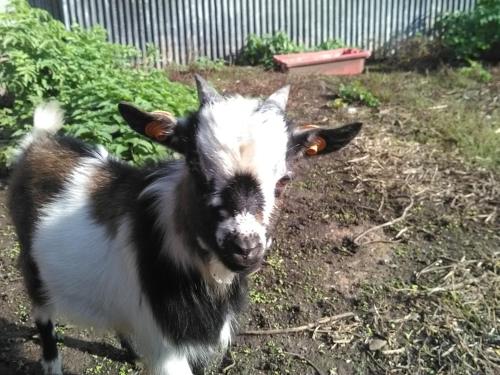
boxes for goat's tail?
[12,102,65,163]
[32,101,64,137]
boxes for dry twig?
[353,197,414,245]
[221,351,236,374]
[382,348,406,355]
[240,312,355,335]
[284,351,326,375]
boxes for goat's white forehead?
[196,96,289,184]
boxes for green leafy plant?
[238,32,345,69]
[0,0,197,168]
[337,82,380,108]
[316,39,345,50]
[458,60,492,83]
[190,57,225,72]
[436,0,500,61]
[238,32,303,69]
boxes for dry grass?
[338,111,498,373]
[325,66,500,170]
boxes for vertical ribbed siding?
[30,0,477,65]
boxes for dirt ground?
[0,65,498,375]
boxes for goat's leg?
[157,353,192,375]
[133,331,193,375]
[33,305,62,375]
[145,347,192,375]
[117,333,139,362]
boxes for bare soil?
[1,65,498,375]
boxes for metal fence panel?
[29,0,476,65]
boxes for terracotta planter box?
[273,48,371,75]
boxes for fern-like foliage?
[0,0,197,168]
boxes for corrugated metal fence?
[29,0,476,65]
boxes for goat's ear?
[289,122,362,158]
[195,74,222,106]
[118,102,187,154]
[264,85,290,112]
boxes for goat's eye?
[275,175,291,198]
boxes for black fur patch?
[35,319,58,361]
[219,173,264,216]
[89,158,151,236]
[131,174,247,347]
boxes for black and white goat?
[8,75,361,375]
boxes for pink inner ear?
[305,136,327,156]
[145,121,169,141]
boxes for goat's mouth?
[219,249,264,274]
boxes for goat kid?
[8,75,362,375]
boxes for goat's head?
[119,75,362,274]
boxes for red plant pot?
[273,48,371,75]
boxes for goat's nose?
[235,233,261,254]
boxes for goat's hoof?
[42,355,63,375]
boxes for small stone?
[368,338,387,351]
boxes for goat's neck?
[156,163,235,288]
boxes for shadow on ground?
[0,317,133,375]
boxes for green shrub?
[238,32,303,69]
[337,82,380,108]
[316,39,345,50]
[436,0,500,61]
[238,32,345,69]
[458,60,492,83]
[0,0,197,168]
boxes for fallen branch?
[284,351,326,375]
[353,197,414,245]
[240,312,355,335]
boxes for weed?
[317,39,345,50]
[337,82,380,108]
[191,57,225,72]
[84,356,133,375]
[238,32,303,69]
[7,242,20,260]
[458,60,492,83]
[84,362,105,375]
[249,289,278,305]
[118,365,134,375]
[16,303,29,323]
[54,324,66,337]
